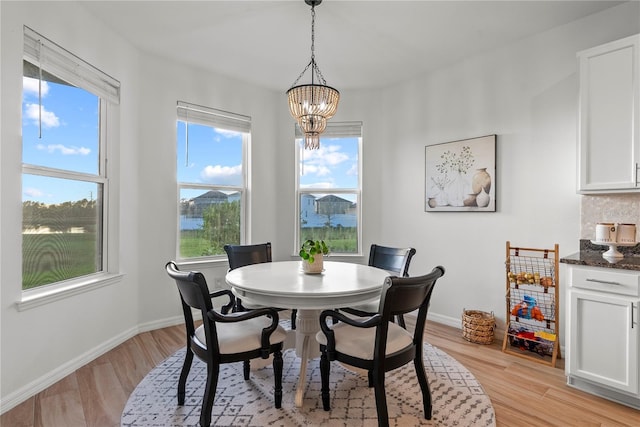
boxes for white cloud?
[24,103,60,128]
[37,144,91,155]
[215,129,241,138]
[323,150,349,166]
[200,164,242,183]
[303,144,349,166]
[24,187,45,198]
[300,144,349,184]
[23,77,49,97]
[300,182,335,189]
[301,164,331,177]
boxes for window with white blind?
[295,122,363,255]
[176,101,249,259]
[21,26,120,294]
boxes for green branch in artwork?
[436,145,475,175]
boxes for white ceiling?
[80,0,626,91]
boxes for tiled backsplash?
[581,194,640,241]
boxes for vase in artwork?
[472,168,491,194]
[463,194,478,207]
[446,172,468,207]
[434,191,447,207]
[476,186,490,208]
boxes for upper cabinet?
[577,34,640,193]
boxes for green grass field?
[22,233,99,289]
[23,226,358,289]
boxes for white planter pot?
[302,253,324,274]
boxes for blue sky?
[22,76,99,204]
[23,75,359,205]
[298,137,359,190]
[177,122,359,203]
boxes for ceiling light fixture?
[287,0,339,150]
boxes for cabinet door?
[578,34,640,192]
[569,289,638,394]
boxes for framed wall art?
[425,134,496,212]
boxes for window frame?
[19,26,121,308]
[294,121,363,257]
[176,101,250,262]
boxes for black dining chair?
[340,244,416,327]
[224,242,297,329]
[316,266,445,427]
[166,261,286,427]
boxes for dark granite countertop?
[560,240,640,271]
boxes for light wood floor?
[2,318,638,426]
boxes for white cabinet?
[569,290,638,393]
[566,265,640,409]
[577,34,640,193]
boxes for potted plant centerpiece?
[299,239,329,274]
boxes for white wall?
[338,2,640,331]
[0,1,289,413]
[133,52,285,325]
[0,1,142,411]
[1,0,639,414]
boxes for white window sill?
[17,273,124,311]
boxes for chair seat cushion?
[195,318,287,355]
[315,321,413,360]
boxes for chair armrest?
[209,289,235,314]
[207,307,280,357]
[320,309,381,329]
[318,310,381,354]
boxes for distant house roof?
[316,194,352,204]
[193,190,228,202]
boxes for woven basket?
[462,310,495,345]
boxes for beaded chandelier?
[287,0,340,150]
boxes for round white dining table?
[225,260,390,407]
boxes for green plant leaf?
[300,239,329,262]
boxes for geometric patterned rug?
[121,342,495,427]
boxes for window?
[176,101,249,259]
[296,122,362,254]
[21,26,120,291]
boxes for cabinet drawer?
[569,267,640,296]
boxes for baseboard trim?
[0,315,184,415]
[420,311,507,344]
[426,311,462,329]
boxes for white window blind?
[23,26,120,104]
[177,101,251,133]
[295,121,362,139]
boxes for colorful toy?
[511,295,544,321]
[509,326,554,356]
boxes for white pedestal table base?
[293,309,322,407]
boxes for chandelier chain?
[310,5,315,63]
[289,3,328,87]
[287,0,339,150]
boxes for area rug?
[121,342,495,427]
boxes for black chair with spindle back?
[316,266,445,427]
[340,244,416,328]
[224,242,297,329]
[166,261,286,427]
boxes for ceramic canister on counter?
[616,223,636,243]
[595,223,617,242]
